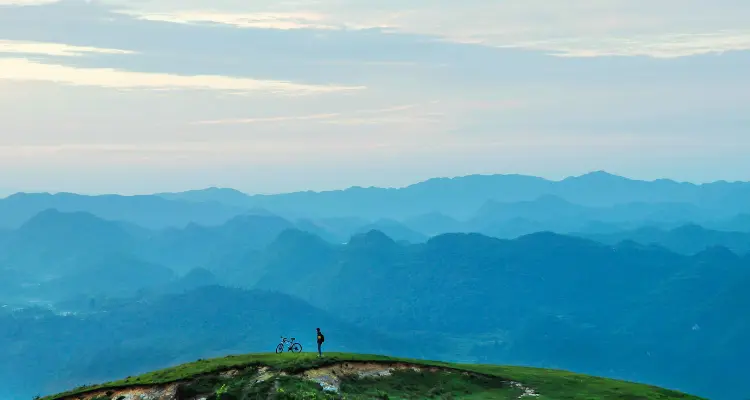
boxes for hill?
[42,353,703,400]
[143,214,299,272]
[0,192,247,229]
[0,209,139,277]
[463,196,715,239]
[354,218,428,243]
[580,224,750,255]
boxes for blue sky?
[0,0,748,194]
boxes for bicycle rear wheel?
[291,343,302,353]
[275,344,284,354]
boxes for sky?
[0,0,749,195]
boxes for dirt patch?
[66,383,178,400]
[509,381,541,398]
[218,370,241,379]
[298,362,462,393]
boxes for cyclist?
[316,328,325,357]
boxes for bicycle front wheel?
[291,343,302,353]
[275,344,284,354]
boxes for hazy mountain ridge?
[579,224,750,255]
[153,171,750,219]
[6,172,750,227]
[0,192,248,230]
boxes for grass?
[42,352,705,400]
[339,369,522,399]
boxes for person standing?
[316,327,325,357]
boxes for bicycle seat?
[291,337,296,341]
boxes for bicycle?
[275,336,303,354]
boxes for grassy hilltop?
[42,353,704,400]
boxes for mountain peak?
[348,229,398,247]
[567,170,628,181]
[270,228,329,250]
[21,208,107,229]
[695,245,741,261]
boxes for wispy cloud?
[496,31,750,58]
[0,58,366,94]
[193,103,429,125]
[0,0,56,4]
[114,0,750,58]
[119,10,345,30]
[0,40,135,57]
[194,113,342,125]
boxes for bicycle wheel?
[275,344,284,354]
[291,343,302,353]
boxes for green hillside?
[42,353,703,400]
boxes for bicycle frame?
[280,337,297,350]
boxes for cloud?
[109,0,750,58]
[192,103,430,125]
[0,58,366,94]
[495,31,750,58]
[0,39,135,57]
[119,10,345,30]
[0,0,56,4]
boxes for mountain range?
[3,171,750,229]
[2,171,750,399]
[157,171,750,219]
[1,213,748,398]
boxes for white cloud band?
[0,40,135,57]
[0,58,366,94]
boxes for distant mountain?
[6,172,750,224]
[296,216,372,243]
[0,209,138,277]
[402,212,463,236]
[289,218,344,243]
[251,229,337,292]
[230,171,750,220]
[580,224,750,255]
[38,254,175,300]
[0,192,248,229]
[354,218,428,243]
[173,267,218,293]
[155,187,251,207]
[233,229,750,399]
[0,210,341,302]
[463,195,713,238]
[143,214,298,272]
[706,213,750,232]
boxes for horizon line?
[1,170,748,199]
